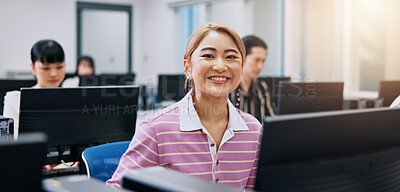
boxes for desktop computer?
[276,82,344,114]
[18,86,139,177]
[255,108,400,191]
[0,132,47,191]
[0,79,36,115]
[122,167,242,192]
[0,115,13,141]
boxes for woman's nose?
[50,68,58,76]
[212,59,227,72]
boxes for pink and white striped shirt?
[106,91,262,190]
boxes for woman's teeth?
[210,77,228,81]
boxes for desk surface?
[43,175,129,191]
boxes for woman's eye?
[202,54,213,59]
[42,68,50,70]
[57,66,64,69]
[226,55,237,59]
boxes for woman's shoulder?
[62,76,79,88]
[142,102,181,126]
[235,108,262,130]
[390,95,400,108]
[5,90,21,98]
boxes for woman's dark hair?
[242,35,268,56]
[75,56,95,76]
[30,39,65,64]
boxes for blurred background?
[0,0,399,98]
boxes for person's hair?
[75,55,95,76]
[242,35,268,56]
[184,22,246,89]
[31,39,65,65]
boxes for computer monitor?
[79,73,136,86]
[157,74,187,101]
[378,80,400,107]
[122,166,241,192]
[255,108,400,191]
[100,73,136,85]
[276,82,344,115]
[0,132,47,191]
[258,76,291,109]
[0,79,36,115]
[19,86,139,164]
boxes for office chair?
[81,141,130,182]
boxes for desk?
[43,175,129,191]
[343,97,383,110]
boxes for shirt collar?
[179,90,249,132]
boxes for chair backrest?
[82,141,130,182]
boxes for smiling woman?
[106,22,262,190]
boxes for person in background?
[2,39,79,170]
[230,35,275,122]
[390,95,400,108]
[62,55,95,87]
[3,39,66,136]
[106,22,262,190]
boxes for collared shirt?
[106,91,262,190]
[390,95,400,108]
[230,79,275,122]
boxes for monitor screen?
[122,167,242,192]
[0,132,47,191]
[157,74,187,101]
[379,80,400,107]
[255,108,400,191]
[0,79,36,115]
[276,82,344,115]
[19,86,139,147]
[258,76,291,109]
[79,73,135,86]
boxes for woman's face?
[185,31,242,98]
[31,61,66,88]
[77,59,94,76]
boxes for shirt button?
[215,178,219,183]
[210,143,215,147]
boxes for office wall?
[82,9,129,74]
[254,0,283,76]
[285,0,400,95]
[383,0,400,80]
[0,0,75,78]
[138,0,177,86]
[0,0,145,79]
[285,0,341,82]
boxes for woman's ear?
[30,63,36,76]
[183,59,192,79]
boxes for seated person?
[62,55,95,87]
[106,22,262,190]
[3,39,77,170]
[230,35,275,122]
[3,39,66,136]
[390,95,400,108]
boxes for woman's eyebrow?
[200,47,217,52]
[225,49,239,54]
